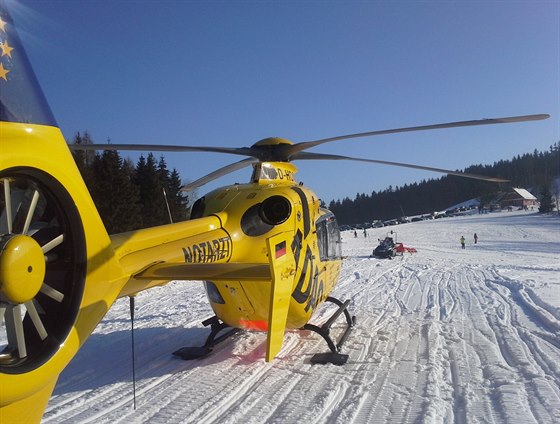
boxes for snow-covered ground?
[42,210,560,424]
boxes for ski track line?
[43,324,208,422]
[107,328,322,423]
[347,261,426,424]
[45,346,205,423]
[172,362,271,423]
[456,268,502,423]
[217,368,303,424]
[351,258,439,423]
[468,267,531,424]
[44,343,204,424]
[330,281,414,424]
[444,268,487,424]
[410,262,455,423]
[197,333,321,424]
[470,267,559,423]
[44,348,161,422]
[487,272,560,422]
[274,256,405,424]
[251,363,339,423]
[100,339,271,424]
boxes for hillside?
[328,143,559,224]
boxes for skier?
[474,233,478,244]
[460,236,466,249]
[363,228,367,238]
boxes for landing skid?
[173,296,356,365]
[302,296,356,365]
[173,316,240,360]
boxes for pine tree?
[119,157,142,231]
[70,131,96,188]
[539,184,554,213]
[134,153,167,227]
[90,150,141,233]
[168,168,189,221]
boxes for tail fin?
[265,232,296,361]
[1,4,125,421]
[0,1,57,126]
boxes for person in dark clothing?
[474,233,478,244]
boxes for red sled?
[396,243,417,254]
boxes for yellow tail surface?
[265,232,296,361]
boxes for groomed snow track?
[42,211,560,423]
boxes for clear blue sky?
[9,0,559,203]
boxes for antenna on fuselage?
[162,187,173,224]
[129,296,137,410]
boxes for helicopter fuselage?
[186,168,342,331]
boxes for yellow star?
[0,18,6,33]
[1,39,13,58]
[0,62,9,81]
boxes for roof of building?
[512,188,537,200]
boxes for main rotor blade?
[181,158,259,192]
[286,114,550,158]
[293,152,509,183]
[69,143,256,158]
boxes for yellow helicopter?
[0,3,550,422]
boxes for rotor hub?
[252,137,293,147]
[250,138,295,162]
[0,234,46,304]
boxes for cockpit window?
[260,165,278,180]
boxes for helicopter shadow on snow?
[52,324,242,395]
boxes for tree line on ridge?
[327,142,559,225]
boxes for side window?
[327,219,341,258]
[317,220,328,260]
[316,214,341,260]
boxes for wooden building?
[499,188,537,209]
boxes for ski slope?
[42,210,560,423]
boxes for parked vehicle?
[373,235,397,258]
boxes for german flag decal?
[275,240,287,258]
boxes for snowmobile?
[373,233,397,258]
